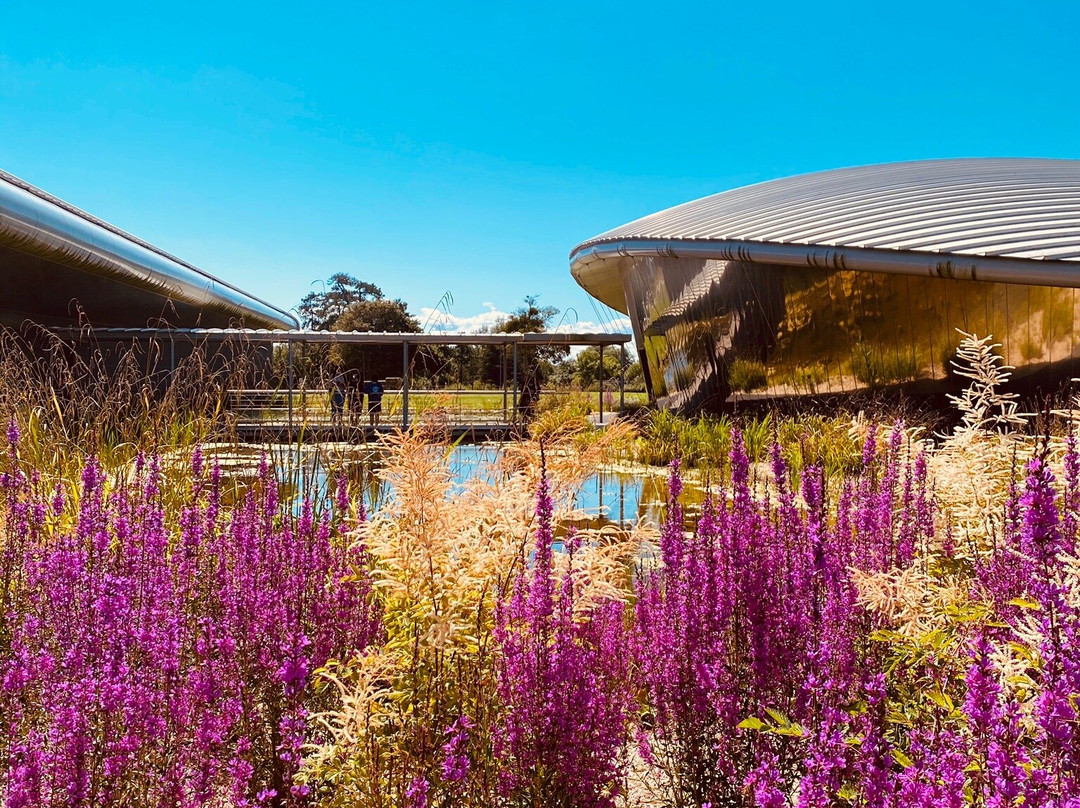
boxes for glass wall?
[621,255,1080,411]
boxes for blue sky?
[3,1,1079,331]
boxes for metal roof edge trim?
[0,170,299,329]
[48,328,631,345]
[570,238,1080,294]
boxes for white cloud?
[419,304,633,337]
[419,302,508,333]
[552,317,632,335]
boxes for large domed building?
[571,158,1080,411]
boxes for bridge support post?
[619,345,625,414]
[287,339,294,434]
[598,344,604,425]
[402,341,409,429]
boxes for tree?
[298,273,384,330]
[496,296,559,335]
[330,299,422,380]
[549,346,643,391]
[480,297,567,388]
[570,347,624,389]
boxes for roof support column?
[402,341,410,429]
[619,345,625,415]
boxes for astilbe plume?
[494,466,632,808]
[0,424,381,807]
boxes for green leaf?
[886,710,913,726]
[765,708,790,727]
[892,748,915,769]
[1007,597,1042,610]
[837,783,859,801]
[773,724,807,738]
[738,717,766,731]
[927,689,955,712]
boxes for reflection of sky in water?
[439,445,657,526]
[278,444,675,527]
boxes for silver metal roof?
[571,158,1080,311]
[0,169,299,329]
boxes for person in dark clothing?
[364,379,385,426]
[329,370,349,426]
[348,373,365,427]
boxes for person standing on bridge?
[364,379,384,426]
[329,370,350,426]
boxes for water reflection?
[209,443,693,529]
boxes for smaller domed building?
[570,158,1080,411]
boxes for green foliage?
[560,346,625,389]
[634,409,865,478]
[331,299,422,380]
[635,410,733,469]
[852,343,917,386]
[299,273,384,330]
[776,414,863,478]
[727,358,768,392]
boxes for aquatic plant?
[0,424,381,806]
[494,468,633,807]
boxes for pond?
[225,442,703,528]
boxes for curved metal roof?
[0,169,299,329]
[571,158,1080,311]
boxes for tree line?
[274,273,642,391]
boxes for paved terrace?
[66,328,634,442]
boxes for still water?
[262,443,687,528]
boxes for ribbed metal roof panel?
[572,159,1080,263]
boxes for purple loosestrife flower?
[854,673,896,808]
[964,633,1032,808]
[405,776,429,808]
[440,714,473,784]
[1062,433,1080,554]
[495,469,632,808]
[0,438,382,806]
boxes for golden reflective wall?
[621,256,1080,411]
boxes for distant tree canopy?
[494,296,559,335]
[549,346,644,390]
[287,283,636,391]
[284,273,423,383]
[330,295,422,381]
[298,273,384,330]
[333,299,419,334]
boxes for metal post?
[287,339,294,433]
[501,346,507,423]
[300,341,306,421]
[619,345,625,414]
[402,341,410,429]
[598,344,604,425]
[512,342,518,422]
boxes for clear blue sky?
[3,1,1078,331]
